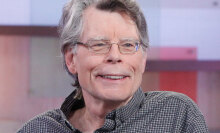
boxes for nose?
[104,43,122,64]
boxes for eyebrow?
[87,37,109,42]
[120,38,139,42]
[87,37,139,42]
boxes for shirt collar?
[115,88,145,122]
[61,88,145,131]
[61,90,85,118]
[101,88,145,131]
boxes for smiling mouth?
[97,75,129,80]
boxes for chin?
[100,89,133,103]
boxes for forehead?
[80,6,139,42]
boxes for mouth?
[96,74,130,80]
[93,66,132,82]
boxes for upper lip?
[97,74,129,77]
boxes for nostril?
[107,58,121,63]
[107,59,112,63]
[117,59,122,63]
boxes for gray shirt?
[17,88,209,133]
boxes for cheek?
[140,59,147,74]
[134,64,144,76]
[75,55,103,76]
[132,55,146,74]
[75,58,93,89]
[139,53,147,73]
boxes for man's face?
[67,7,147,104]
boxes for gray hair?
[59,0,149,99]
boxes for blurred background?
[0,0,220,132]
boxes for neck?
[69,90,131,133]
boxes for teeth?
[102,75,125,80]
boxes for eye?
[122,42,135,47]
[90,41,109,51]
[89,41,107,48]
[92,43,106,47]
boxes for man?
[17,0,208,132]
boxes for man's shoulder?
[17,109,69,133]
[23,109,63,124]
[139,91,208,132]
[143,91,202,116]
[144,91,193,102]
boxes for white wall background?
[0,0,30,25]
[159,0,220,60]
[0,0,66,25]
[30,0,66,25]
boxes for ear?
[65,48,77,74]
